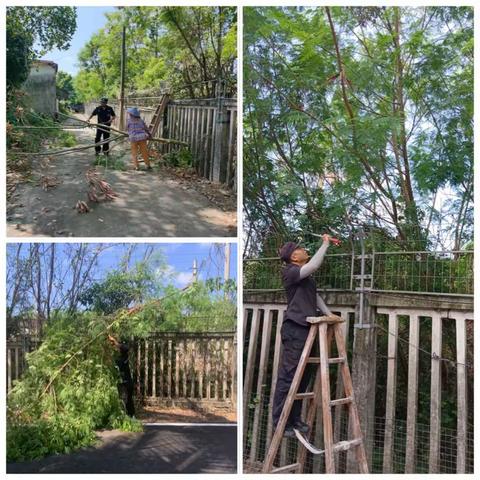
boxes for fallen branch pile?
[75,168,119,213]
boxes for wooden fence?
[133,332,236,408]
[6,337,38,393]
[84,97,237,187]
[243,292,473,473]
[7,332,237,410]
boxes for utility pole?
[118,22,126,130]
[193,259,198,282]
[224,243,230,281]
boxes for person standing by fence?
[272,235,334,437]
[87,97,116,156]
[107,334,135,417]
[126,107,153,171]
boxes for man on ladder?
[273,234,334,438]
[266,234,369,474]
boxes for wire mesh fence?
[244,250,473,296]
[243,394,473,473]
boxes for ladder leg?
[263,324,317,473]
[319,323,335,473]
[296,356,322,472]
[333,323,369,473]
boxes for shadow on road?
[7,424,237,474]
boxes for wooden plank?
[206,339,211,400]
[405,315,420,473]
[144,340,149,397]
[7,349,12,391]
[333,322,369,473]
[189,107,195,150]
[136,342,141,398]
[243,307,261,428]
[230,336,236,405]
[250,309,273,463]
[152,340,156,398]
[333,310,351,467]
[226,109,235,185]
[15,348,19,380]
[190,339,196,398]
[429,313,442,473]
[319,323,335,473]
[179,338,188,398]
[199,338,204,399]
[266,308,285,446]
[456,315,467,474]
[382,312,399,473]
[222,338,228,399]
[204,108,213,178]
[215,339,221,399]
[159,341,164,397]
[209,109,217,180]
[176,340,181,398]
[167,339,172,398]
[198,108,205,175]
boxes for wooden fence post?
[212,80,227,182]
[349,296,377,472]
[429,313,442,473]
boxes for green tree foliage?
[79,264,158,314]
[6,7,77,88]
[7,275,236,462]
[7,309,142,462]
[56,71,79,103]
[74,6,237,101]
[243,7,472,254]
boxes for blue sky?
[40,7,115,75]
[52,243,237,289]
[97,243,237,288]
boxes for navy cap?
[279,241,299,262]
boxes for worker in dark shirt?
[272,235,334,437]
[108,334,135,416]
[87,98,116,156]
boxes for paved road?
[7,425,237,474]
[8,119,236,237]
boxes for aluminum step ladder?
[262,315,369,474]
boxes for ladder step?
[328,356,346,364]
[307,357,320,363]
[330,396,353,407]
[333,438,363,452]
[271,463,300,473]
[295,392,315,400]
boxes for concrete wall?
[23,61,57,115]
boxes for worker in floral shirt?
[126,107,153,171]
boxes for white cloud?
[176,271,194,287]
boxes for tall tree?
[6,7,77,88]
[243,6,472,253]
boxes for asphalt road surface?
[7,424,237,474]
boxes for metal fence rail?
[244,250,473,296]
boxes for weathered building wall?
[23,60,58,115]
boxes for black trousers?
[95,124,110,153]
[272,320,314,428]
[118,381,135,417]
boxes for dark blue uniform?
[116,342,135,416]
[91,105,115,154]
[272,264,317,429]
